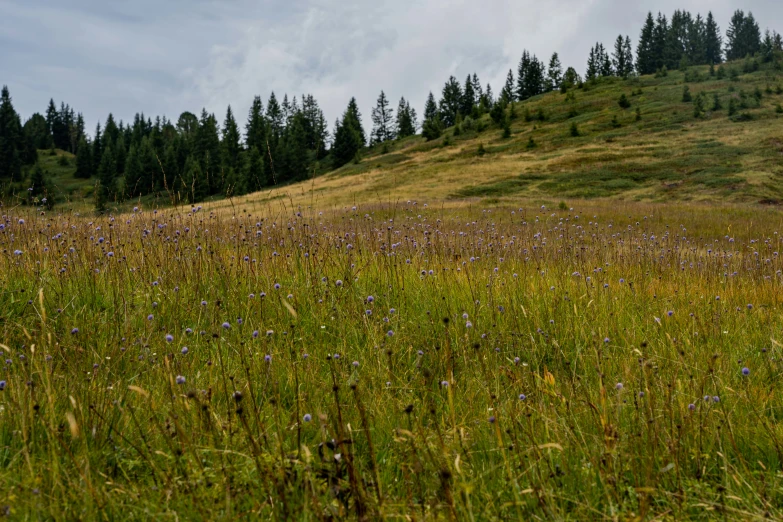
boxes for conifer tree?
[332,98,365,168]
[461,75,476,117]
[395,97,416,139]
[423,92,438,123]
[74,137,93,179]
[222,105,242,172]
[92,123,103,173]
[636,12,656,74]
[439,76,462,127]
[613,36,633,77]
[500,69,515,104]
[180,155,206,203]
[195,110,222,194]
[0,86,23,181]
[371,91,395,145]
[29,162,54,208]
[115,134,127,175]
[726,10,761,60]
[23,113,50,150]
[95,145,117,212]
[242,146,265,194]
[516,51,531,99]
[704,12,723,64]
[547,53,563,91]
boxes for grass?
[1,198,783,519]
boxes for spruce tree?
[500,69,515,104]
[95,145,117,212]
[547,53,563,91]
[613,36,629,77]
[75,137,93,178]
[195,110,222,194]
[461,75,476,117]
[726,10,761,60]
[123,143,142,198]
[332,98,365,168]
[92,123,103,173]
[396,97,416,139]
[516,51,531,99]
[23,113,51,150]
[636,12,656,74]
[180,155,206,203]
[439,76,462,127]
[371,91,395,145]
[423,92,438,122]
[242,146,265,194]
[0,86,23,181]
[115,134,127,175]
[222,106,242,172]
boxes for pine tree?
[396,97,416,139]
[726,10,761,60]
[500,69,515,104]
[563,67,581,88]
[45,99,58,149]
[75,137,93,178]
[123,143,141,197]
[623,36,635,75]
[652,13,669,71]
[547,53,563,91]
[92,123,103,173]
[586,45,599,80]
[23,113,50,150]
[461,75,476,117]
[371,91,395,145]
[686,14,706,65]
[522,55,545,98]
[195,110,222,194]
[636,12,656,74]
[0,86,24,181]
[242,146,265,194]
[95,145,117,212]
[332,98,365,168]
[613,36,630,77]
[115,134,127,175]
[439,76,462,127]
[516,51,531,99]
[423,92,438,122]
[222,106,242,172]
[761,30,775,63]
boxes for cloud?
[2,0,783,136]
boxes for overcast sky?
[2,0,781,136]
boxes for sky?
[2,0,782,137]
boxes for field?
[1,197,782,520]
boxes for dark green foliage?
[371,91,395,145]
[461,75,476,117]
[115,134,127,175]
[477,143,485,156]
[726,10,761,61]
[23,113,51,150]
[635,107,642,121]
[439,76,462,127]
[636,12,657,74]
[332,98,365,168]
[395,97,416,139]
[728,97,738,116]
[693,93,705,118]
[489,101,505,127]
[421,115,443,141]
[28,162,55,208]
[775,103,783,114]
[222,106,242,172]
[180,155,206,203]
[712,93,722,111]
[569,122,580,137]
[611,115,621,128]
[74,137,93,179]
[526,136,537,149]
[241,146,265,194]
[92,123,103,173]
[682,85,692,102]
[612,35,635,77]
[705,12,723,64]
[547,53,563,91]
[618,94,631,108]
[502,118,511,138]
[517,51,546,100]
[95,145,117,211]
[0,86,24,181]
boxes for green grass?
[1,199,783,519]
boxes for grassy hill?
[227,60,783,211]
[27,59,783,213]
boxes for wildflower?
[713,396,720,403]
[440,380,449,387]
[13,250,22,256]
[266,330,274,336]
[274,283,281,290]
[71,328,79,335]
[387,330,394,337]
[222,322,230,329]
[303,413,312,422]
[667,310,674,317]
[252,330,259,338]
[367,295,374,303]
[742,367,750,376]
[0,381,6,391]
[147,314,154,321]
[365,309,372,316]
[201,300,207,306]
[604,337,610,343]
[185,328,193,334]
[264,354,271,363]
[688,403,696,411]
[518,394,526,400]
[352,361,359,367]
[165,334,173,343]
[181,347,188,355]
[175,375,186,385]
[335,280,343,287]
[615,382,623,390]
[488,416,496,423]
[465,321,473,328]
[514,357,520,364]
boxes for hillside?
[25,60,783,213]
[222,60,783,211]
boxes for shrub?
[618,94,631,109]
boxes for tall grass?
[1,199,782,519]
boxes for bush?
[477,143,486,157]
[635,107,642,121]
[712,93,722,111]
[775,103,783,114]
[526,136,536,149]
[682,85,692,102]
[569,122,580,137]
[618,94,631,109]
[502,119,511,138]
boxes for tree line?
[1,8,781,210]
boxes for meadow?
[1,197,782,520]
